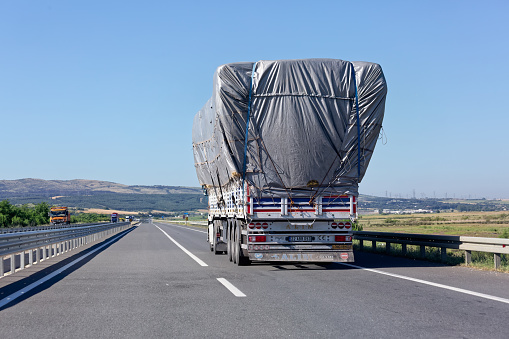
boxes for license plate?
[287,236,313,242]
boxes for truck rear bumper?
[248,251,354,262]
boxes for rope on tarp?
[242,62,257,181]
[351,63,361,179]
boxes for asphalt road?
[1,221,509,338]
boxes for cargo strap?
[351,63,361,179]
[242,62,257,181]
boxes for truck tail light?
[338,222,345,229]
[335,235,352,242]
[331,222,337,228]
[262,223,268,229]
[249,235,266,242]
[248,223,255,229]
[345,222,352,229]
[255,223,262,229]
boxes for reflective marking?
[217,278,246,297]
[0,227,134,309]
[339,263,509,305]
[154,225,208,267]
[155,222,207,234]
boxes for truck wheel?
[209,222,214,252]
[213,222,220,255]
[235,221,251,266]
[232,221,238,264]
[227,220,233,262]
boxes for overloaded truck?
[192,59,387,265]
[49,206,71,225]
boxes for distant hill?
[0,178,201,198]
[0,179,206,214]
[1,179,506,214]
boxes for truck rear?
[193,59,387,265]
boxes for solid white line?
[217,278,246,297]
[339,262,509,305]
[155,222,207,234]
[154,225,208,267]
[0,228,133,309]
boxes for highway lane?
[1,221,509,338]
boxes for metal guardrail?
[0,222,134,278]
[0,222,113,234]
[354,231,509,269]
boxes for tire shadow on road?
[261,251,449,271]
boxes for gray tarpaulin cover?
[192,59,387,197]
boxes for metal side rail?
[354,231,509,270]
[0,222,133,278]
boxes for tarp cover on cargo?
[192,59,387,197]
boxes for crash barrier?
[354,231,509,270]
[0,222,134,277]
[0,222,114,234]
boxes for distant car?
[111,213,119,223]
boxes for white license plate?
[287,236,313,242]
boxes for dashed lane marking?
[154,225,208,267]
[217,278,246,297]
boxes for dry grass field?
[357,211,509,272]
[358,211,509,238]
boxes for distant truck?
[192,59,387,265]
[49,206,71,225]
[111,213,119,223]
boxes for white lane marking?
[155,222,207,234]
[154,225,208,267]
[217,278,246,297]
[339,262,509,305]
[0,228,134,309]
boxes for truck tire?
[209,222,214,252]
[232,221,238,264]
[227,220,233,262]
[213,221,220,255]
[235,220,251,266]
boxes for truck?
[111,213,119,223]
[192,59,387,265]
[49,206,71,225]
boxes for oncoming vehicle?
[111,213,119,223]
[50,206,71,225]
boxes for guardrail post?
[464,251,471,265]
[10,254,15,274]
[36,247,40,263]
[29,249,33,266]
[1,256,4,277]
[20,250,25,269]
[386,242,391,254]
[494,253,501,270]
[359,239,363,251]
[402,244,407,255]
[441,248,447,262]
[372,240,376,251]
[420,246,426,258]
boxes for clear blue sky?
[1,1,508,199]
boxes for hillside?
[1,179,507,215]
[0,178,201,198]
